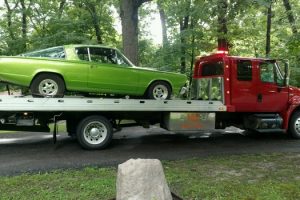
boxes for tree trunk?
[282,0,297,34]
[86,2,103,44]
[4,0,18,40]
[179,15,189,74]
[20,0,28,52]
[120,0,151,66]
[120,0,139,65]
[189,17,195,84]
[266,3,272,57]
[217,0,228,51]
[157,0,168,46]
[58,0,66,19]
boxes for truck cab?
[192,51,300,138]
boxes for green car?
[0,45,187,99]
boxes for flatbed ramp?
[0,96,226,112]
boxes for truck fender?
[283,102,300,131]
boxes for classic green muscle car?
[0,45,187,99]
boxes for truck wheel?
[76,115,113,150]
[288,111,300,139]
[147,81,171,100]
[30,74,65,97]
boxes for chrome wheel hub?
[83,121,107,144]
[153,84,168,100]
[294,117,300,134]
[39,79,58,96]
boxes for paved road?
[0,126,300,176]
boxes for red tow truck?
[192,50,299,137]
[0,50,299,150]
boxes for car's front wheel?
[147,81,171,100]
[30,73,65,97]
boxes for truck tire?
[76,115,113,150]
[30,73,65,97]
[288,111,300,139]
[147,81,171,100]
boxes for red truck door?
[230,59,258,112]
[255,60,289,112]
[230,59,288,113]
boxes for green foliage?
[138,0,300,85]
[0,0,119,54]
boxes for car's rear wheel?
[147,81,171,100]
[30,73,65,97]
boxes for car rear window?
[22,47,65,59]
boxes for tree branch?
[136,0,151,8]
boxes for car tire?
[288,111,300,139]
[147,81,171,100]
[76,115,113,150]
[30,73,65,97]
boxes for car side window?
[89,48,117,64]
[75,47,132,67]
[75,47,89,61]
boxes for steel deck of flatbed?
[0,96,226,112]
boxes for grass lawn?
[1,153,300,200]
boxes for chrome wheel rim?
[83,121,107,145]
[294,117,300,135]
[152,84,169,100]
[38,79,58,96]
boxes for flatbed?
[0,95,226,149]
[0,96,226,112]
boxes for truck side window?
[237,60,252,81]
[201,61,224,76]
[260,62,275,83]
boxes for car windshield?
[21,46,65,59]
